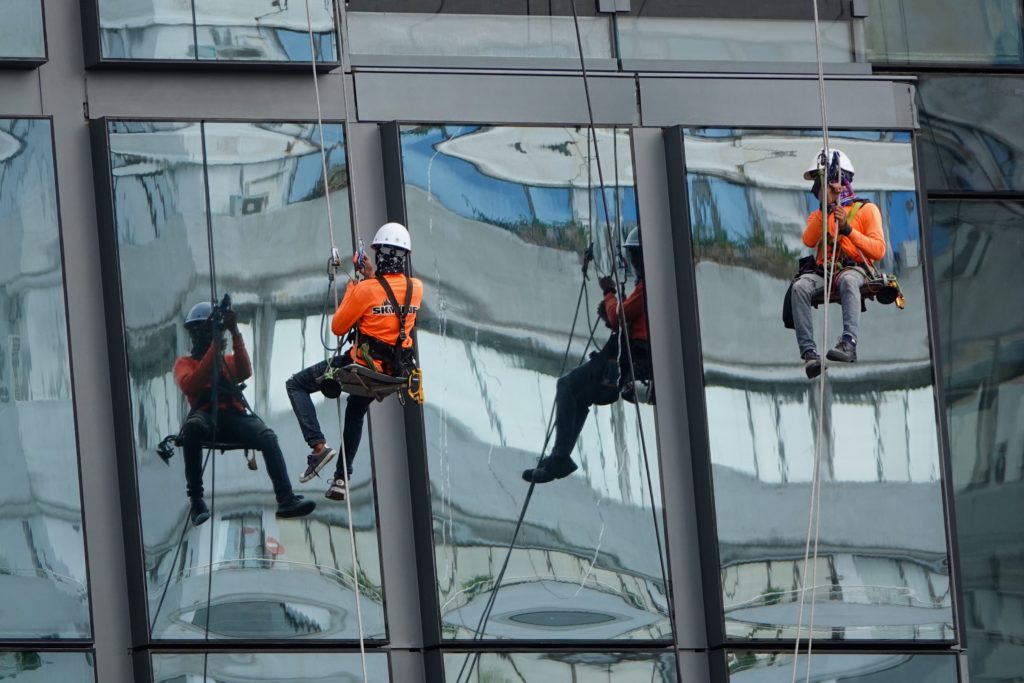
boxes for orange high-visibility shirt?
[803,201,886,265]
[332,274,424,368]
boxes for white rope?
[791,3,838,681]
[304,2,368,680]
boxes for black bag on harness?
[782,255,821,330]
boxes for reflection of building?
[4,3,1023,683]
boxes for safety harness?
[320,273,424,404]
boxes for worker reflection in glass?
[175,300,315,526]
[793,149,886,379]
[523,227,651,484]
[286,222,423,502]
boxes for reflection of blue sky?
[401,126,637,233]
[286,125,345,204]
[277,29,335,61]
[689,128,912,144]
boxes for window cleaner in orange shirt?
[285,222,423,501]
[791,149,886,378]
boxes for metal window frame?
[88,116,392,652]
[79,0,341,70]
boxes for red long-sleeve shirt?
[173,333,251,412]
[603,281,648,342]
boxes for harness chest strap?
[817,201,876,274]
[363,273,412,372]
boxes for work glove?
[597,275,616,295]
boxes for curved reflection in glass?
[0,652,95,682]
[445,651,677,682]
[684,129,953,641]
[152,652,389,681]
[107,120,384,640]
[0,0,45,60]
[0,119,90,639]
[97,0,337,62]
[930,200,1024,680]
[728,651,957,681]
[917,76,1024,193]
[400,125,669,641]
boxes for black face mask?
[189,328,213,358]
[627,246,644,280]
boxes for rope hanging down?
[303,2,368,681]
[792,3,838,682]
[455,3,674,681]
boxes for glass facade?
[400,124,669,642]
[917,75,1024,193]
[864,0,1024,65]
[617,0,856,67]
[0,119,91,640]
[727,652,958,681]
[0,652,95,682]
[346,1,611,63]
[0,0,46,61]
[151,652,389,681]
[931,200,1024,682]
[684,128,952,642]
[103,120,385,641]
[444,651,677,681]
[93,0,338,63]
[12,0,1024,681]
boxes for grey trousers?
[791,268,866,356]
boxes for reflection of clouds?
[730,652,956,682]
[445,651,677,683]
[153,652,389,683]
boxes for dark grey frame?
[87,116,392,652]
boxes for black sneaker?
[826,338,857,363]
[802,351,822,379]
[299,446,336,483]
[189,497,211,526]
[276,494,316,518]
[325,477,347,501]
[521,456,578,484]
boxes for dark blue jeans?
[180,409,293,503]
[550,338,622,461]
[285,357,374,476]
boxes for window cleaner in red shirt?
[286,222,423,502]
[523,227,653,484]
[174,298,315,526]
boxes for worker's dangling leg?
[826,269,866,363]
[791,272,826,378]
[180,411,214,526]
[326,394,373,502]
[219,412,316,519]
[522,342,619,484]
[287,359,339,483]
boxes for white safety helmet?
[803,148,855,181]
[372,222,411,252]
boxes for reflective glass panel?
[107,120,385,640]
[347,1,611,61]
[617,0,855,66]
[152,652,389,681]
[0,0,45,60]
[401,125,669,641]
[865,0,1024,65]
[685,129,952,641]
[931,200,1024,680]
[97,0,338,62]
[0,119,90,639]
[444,651,677,682]
[917,76,1024,193]
[728,652,957,681]
[0,652,95,682]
